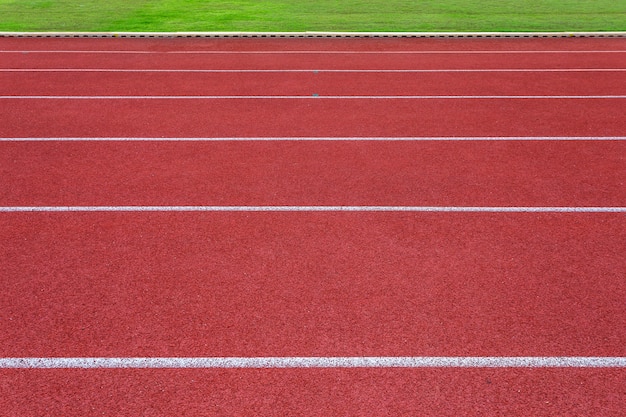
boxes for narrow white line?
[1,357,625,369]
[1,206,624,213]
[1,95,625,99]
[1,136,625,142]
[2,68,625,73]
[2,49,625,54]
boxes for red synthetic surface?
[1,141,625,207]
[1,37,625,416]
[2,37,624,138]
[2,212,626,357]
[3,50,624,70]
[4,72,626,96]
[2,369,625,416]
[1,36,625,51]
[2,98,624,137]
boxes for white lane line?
[2,95,625,99]
[2,50,625,54]
[2,68,625,73]
[1,206,625,213]
[1,357,625,368]
[2,136,625,142]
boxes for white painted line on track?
[2,136,625,142]
[2,30,625,38]
[2,68,625,73]
[2,50,625,54]
[2,95,625,99]
[1,357,625,369]
[1,206,625,213]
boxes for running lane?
[3,72,625,96]
[1,98,624,137]
[2,211,625,357]
[2,368,625,415]
[2,50,623,70]
[1,35,625,51]
[1,140,625,207]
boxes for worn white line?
[2,68,625,73]
[2,49,625,54]
[2,95,625,99]
[1,136,625,142]
[1,206,625,213]
[1,357,625,369]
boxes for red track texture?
[3,368,625,416]
[2,212,625,357]
[1,141,625,207]
[5,72,625,96]
[1,37,626,415]
[1,37,625,138]
[3,97,624,137]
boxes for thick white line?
[1,30,625,38]
[1,136,625,142]
[2,95,625,99]
[1,50,625,54]
[2,68,625,73]
[1,206,624,213]
[1,357,625,369]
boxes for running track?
[1,36,625,415]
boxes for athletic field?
[1,1,626,415]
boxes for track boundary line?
[2,357,626,369]
[2,206,625,213]
[2,31,626,38]
[2,136,625,142]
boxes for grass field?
[0,0,624,32]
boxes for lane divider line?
[3,68,625,73]
[2,137,625,141]
[1,206,625,213]
[2,49,626,54]
[2,357,625,369]
[1,95,625,99]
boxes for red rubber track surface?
[2,98,624,138]
[1,36,625,51]
[3,50,623,70]
[1,37,626,416]
[2,37,625,138]
[2,36,625,50]
[3,72,626,96]
[2,212,625,357]
[2,369,625,416]
[1,141,625,207]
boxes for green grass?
[0,0,624,32]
